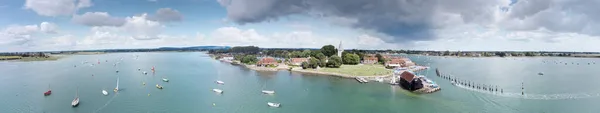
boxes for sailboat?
[44,84,51,96]
[71,87,80,107]
[261,80,275,95]
[114,76,119,92]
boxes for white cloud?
[40,22,59,34]
[24,0,92,16]
[72,12,126,26]
[122,14,163,40]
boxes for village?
[211,42,440,94]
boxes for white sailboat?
[261,80,275,95]
[267,102,280,107]
[71,87,80,107]
[114,76,119,92]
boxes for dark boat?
[44,90,51,96]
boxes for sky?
[1,0,600,52]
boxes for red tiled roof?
[258,57,277,65]
[291,58,308,63]
[400,71,416,82]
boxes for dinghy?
[102,90,108,96]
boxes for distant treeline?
[210,46,600,58]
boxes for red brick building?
[257,57,278,67]
[290,58,309,66]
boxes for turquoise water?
[1,52,600,113]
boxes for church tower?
[337,41,344,57]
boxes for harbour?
[2,52,600,112]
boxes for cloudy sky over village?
[1,0,600,52]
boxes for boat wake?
[454,84,600,100]
[94,93,119,113]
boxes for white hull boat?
[102,90,108,96]
[262,90,275,94]
[212,89,223,93]
[267,102,280,107]
[216,80,224,85]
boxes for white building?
[337,41,344,57]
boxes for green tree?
[241,55,258,64]
[375,54,385,64]
[327,55,342,68]
[301,50,312,58]
[290,51,302,58]
[315,53,326,60]
[319,58,327,67]
[310,50,322,57]
[343,53,360,65]
[301,62,309,69]
[308,57,320,69]
[320,45,337,57]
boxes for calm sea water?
[1,52,600,113]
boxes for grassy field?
[19,56,62,61]
[317,64,392,76]
[0,56,22,60]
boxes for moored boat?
[212,89,223,93]
[72,87,79,107]
[156,84,163,89]
[262,90,275,94]
[162,78,169,82]
[215,80,224,84]
[44,90,51,96]
[267,102,280,107]
[102,90,108,96]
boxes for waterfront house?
[290,58,309,66]
[385,57,415,68]
[257,57,278,67]
[398,71,424,91]
[363,55,378,64]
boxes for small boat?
[44,84,51,96]
[102,90,108,96]
[72,87,80,107]
[375,77,384,82]
[116,70,119,73]
[143,71,147,75]
[262,90,275,94]
[451,81,456,85]
[538,72,544,75]
[162,78,169,82]
[138,68,141,71]
[114,77,119,92]
[215,80,224,85]
[156,84,163,89]
[212,89,223,93]
[44,90,52,96]
[267,102,280,107]
[142,82,146,85]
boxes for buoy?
[143,82,146,85]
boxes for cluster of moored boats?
[47,57,170,108]
[212,78,279,107]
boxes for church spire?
[337,41,344,57]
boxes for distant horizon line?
[2,45,599,53]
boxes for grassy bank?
[19,56,63,61]
[316,65,392,76]
[0,56,22,60]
